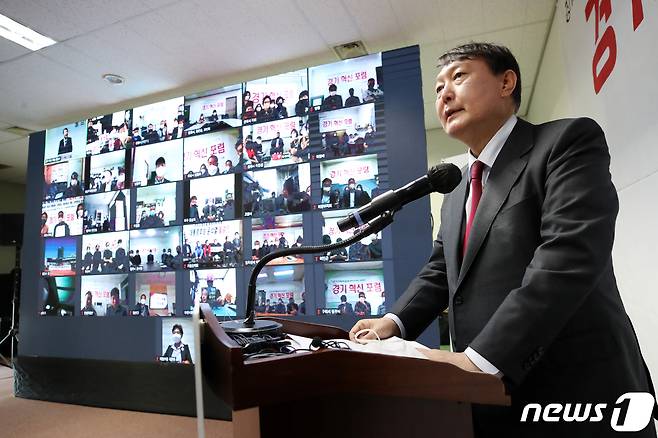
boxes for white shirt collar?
[467,114,518,171]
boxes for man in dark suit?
[58,128,73,155]
[350,43,656,437]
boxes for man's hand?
[418,349,482,372]
[349,317,400,342]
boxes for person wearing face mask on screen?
[64,172,83,197]
[163,324,193,364]
[147,156,169,185]
[134,293,149,317]
[320,177,339,207]
[207,154,219,176]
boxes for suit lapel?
[444,166,468,290]
[457,119,535,287]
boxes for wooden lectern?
[199,306,510,438]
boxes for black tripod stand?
[0,246,20,368]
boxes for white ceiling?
[0,0,555,184]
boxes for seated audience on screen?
[81,291,97,316]
[163,324,193,364]
[106,287,127,316]
[134,293,149,317]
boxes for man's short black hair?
[328,84,337,92]
[172,324,183,335]
[155,156,166,167]
[110,287,120,299]
[340,294,347,302]
[299,90,308,99]
[437,42,521,111]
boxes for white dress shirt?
[385,114,518,377]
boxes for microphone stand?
[220,210,397,334]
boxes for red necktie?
[463,160,485,257]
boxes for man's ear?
[500,69,518,98]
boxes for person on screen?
[354,292,371,317]
[338,294,354,315]
[87,120,99,144]
[260,240,271,258]
[364,124,376,149]
[134,293,150,317]
[172,246,183,269]
[339,178,357,209]
[102,242,113,272]
[258,95,275,122]
[205,277,224,307]
[115,239,127,272]
[242,91,254,116]
[362,78,384,102]
[64,172,83,197]
[321,84,343,111]
[320,178,338,206]
[376,291,386,316]
[222,160,233,174]
[115,167,126,190]
[88,244,101,272]
[171,115,185,139]
[75,203,85,220]
[207,155,219,176]
[274,298,286,314]
[231,138,247,171]
[40,212,49,236]
[370,174,384,199]
[163,324,193,364]
[100,169,115,192]
[295,90,310,116]
[81,291,97,316]
[188,196,199,220]
[287,297,299,315]
[222,236,235,265]
[161,248,167,265]
[232,232,242,258]
[329,238,348,262]
[106,287,127,316]
[274,96,288,119]
[182,239,192,258]
[147,249,154,265]
[252,240,261,260]
[299,292,306,315]
[58,128,73,155]
[348,230,368,262]
[145,123,159,143]
[345,88,361,107]
[208,109,219,123]
[148,156,169,185]
[52,210,70,237]
[134,249,142,267]
[82,245,93,272]
[132,127,142,143]
[253,104,263,121]
[367,234,382,260]
[270,132,284,158]
[166,248,174,267]
[194,241,203,259]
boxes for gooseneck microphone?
[337,163,462,232]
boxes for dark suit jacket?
[164,343,193,364]
[392,118,656,436]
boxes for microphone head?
[427,163,462,194]
[310,337,324,350]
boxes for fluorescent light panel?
[0,13,56,51]
[273,269,295,277]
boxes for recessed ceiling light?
[0,13,56,51]
[102,74,125,85]
[333,41,368,60]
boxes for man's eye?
[436,86,443,94]
[454,71,464,80]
